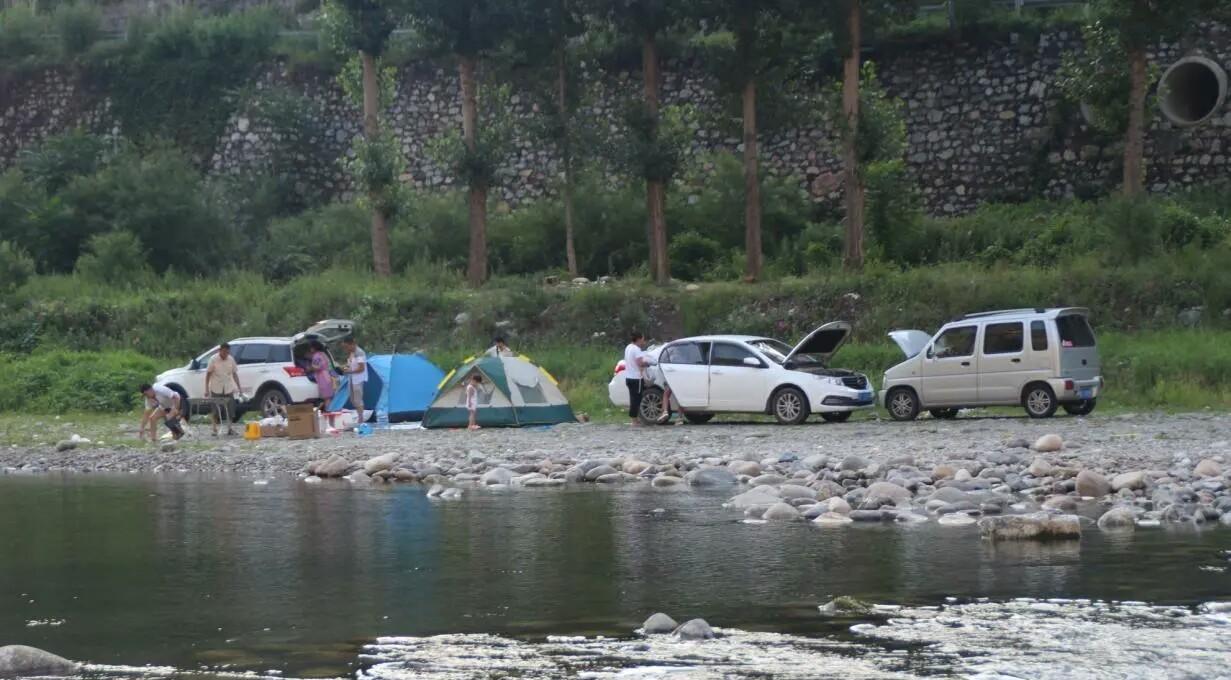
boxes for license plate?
[1079,387,1093,399]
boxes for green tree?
[508,0,590,277]
[598,0,687,285]
[690,0,812,282]
[406,0,516,286]
[1076,0,1207,196]
[822,0,914,271]
[321,0,401,277]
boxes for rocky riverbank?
[3,413,1231,530]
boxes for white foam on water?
[851,599,1231,680]
[360,629,909,679]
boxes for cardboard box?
[286,404,320,440]
[260,423,287,438]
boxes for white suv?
[155,320,354,419]
[608,322,874,425]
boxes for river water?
[1,475,1229,679]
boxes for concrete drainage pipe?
[1159,56,1227,127]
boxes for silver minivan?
[880,308,1102,420]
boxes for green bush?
[668,231,724,281]
[0,350,164,413]
[0,241,35,294]
[264,202,370,280]
[75,231,153,287]
[52,2,102,59]
[0,5,47,62]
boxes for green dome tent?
[423,354,576,428]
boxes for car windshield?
[749,339,824,366]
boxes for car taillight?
[614,362,625,375]
[1064,380,1074,391]
[284,366,305,378]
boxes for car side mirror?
[190,359,200,370]
[742,357,761,368]
[925,345,935,360]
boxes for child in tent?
[466,374,482,430]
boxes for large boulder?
[777,484,817,501]
[865,482,912,507]
[651,475,684,488]
[825,497,852,515]
[584,465,619,481]
[1194,459,1223,477]
[316,454,352,478]
[674,619,716,640]
[978,513,1081,541]
[1027,457,1054,477]
[1075,470,1112,498]
[481,467,514,485]
[623,460,654,475]
[0,646,79,678]
[363,453,398,475]
[1110,470,1147,492]
[726,486,780,509]
[1032,434,1064,453]
[1097,506,1137,530]
[840,455,871,472]
[750,474,788,487]
[762,502,801,521]
[728,460,762,477]
[685,467,738,487]
[642,613,678,634]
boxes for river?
[1,474,1228,678]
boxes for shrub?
[668,231,724,282]
[264,202,370,280]
[17,128,108,192]
[0,350,164,413]
[0,241,35,294]
[0,5,47,61]
[52,2,103,59]
[75,231,153,287]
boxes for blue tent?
[329,353,445,422]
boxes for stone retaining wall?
[2,23,1229,214]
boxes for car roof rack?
[957,308,1046,321]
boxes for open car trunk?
[292,319,355,367]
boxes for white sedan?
[608,322,874,425]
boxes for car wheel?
[929,408,960,420]
[638,387,665,425]
[887,388,920,422]
[257,386,291,418]
[1062,399,1097,416]
[771,387,809,425]
[820,411,852,423]
[1023,384,1058,419]
[683,412,714,425]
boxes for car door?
[978,321,1026,405]
[183,348,218,398]
[920,325,979,406]
[233,343,276,395]
[707,342,771,411]
[658,342,711,409]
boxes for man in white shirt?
[204,342,243,436]
[623,332,650,425]
[140,382,183,441]
[340,337,368,416]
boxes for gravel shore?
[4,413,1230,528]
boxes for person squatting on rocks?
[467,374,483,431]
[341,336,368,415]
[140,383,183,442]
[205,342,243,437]
[624,332,650,426]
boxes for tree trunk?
[742,77,762,282]
[841,2,865,271]
[1123,47,1148,197]
[642,32,670,286]
[557,49,578,278]
[460,55,487,286]
[361,50,391,278]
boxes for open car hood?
[293,319,355,345]
[888,330,931,359]
[784,321,851,366]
